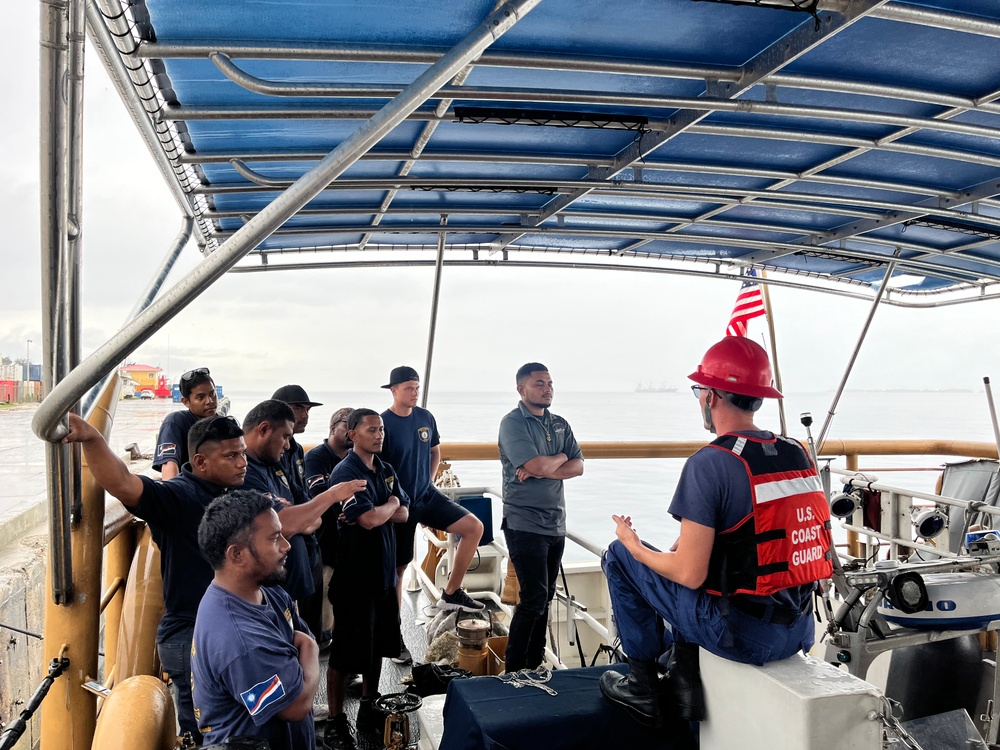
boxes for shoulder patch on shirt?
[240,674,285,717]
[418,426,430,442]
[158,443,177,457]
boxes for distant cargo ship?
[635,382,678,393]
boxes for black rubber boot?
[662,642,705,722]
[599,659,663,728]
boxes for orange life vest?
[704,433,833,598]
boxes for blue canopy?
[91,0,1000,303]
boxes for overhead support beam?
[190,177,1000,232]
[219,255,1000,308]
[158,95,1000,144]
[178,122,1000,175]
[181,148,615,168]
[142,41,742,82]
[207,220,997,284]
[33,0,545,444]
[871,4,1000,39]
[209,214,983,268]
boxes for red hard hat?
[688,337,783,399]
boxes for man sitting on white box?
[600,338,834,728]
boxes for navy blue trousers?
[602,540,814,666]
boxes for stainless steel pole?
[35,0,544,443]
[816,258,898,449]
[40,0,87,603]
[421,216,448,409]
[80,216,194,418]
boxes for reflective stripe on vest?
[704,433,834,598]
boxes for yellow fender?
[115,525,165,680]
[91,675,176,750]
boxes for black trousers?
[504,528,565,671]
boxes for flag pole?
[759,270,787,436]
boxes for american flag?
[726,269,766,337]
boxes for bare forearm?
[160,462,180,480]
[277,503,321,536]
[548,458,583,480]
[522,453,568,477]
[430,445,441,485]
[358,498,401,529]
[389,500,409,523]
[278,634,319,721]
[80,439,144,506]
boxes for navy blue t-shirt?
[331,451,409,591]
[133,468,228,641]
[277,439,309,504]
[276,439,321,569]
[243,454,314,603]
[153,410,198,472]
[304,441,346,564]
[192,583,314,750]
[669,430,812,610]
[380,407,440,506]
[304,441,343,499]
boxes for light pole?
[25,339,32,381]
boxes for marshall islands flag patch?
[240,674,285,717]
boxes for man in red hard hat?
[599,337,833,729]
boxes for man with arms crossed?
[192,489,319,750]
[61,412,247,744]
[381,366,484,621]
[498,362,584,672]
[599,338,833,728]
[323,409,409,750]
[153,366,218,480]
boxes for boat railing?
[829,466,1000,562]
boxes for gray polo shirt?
[498,401,583,535]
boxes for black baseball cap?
[381,366,420,389]
[271,384,322,407]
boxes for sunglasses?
[180,367,211,382]
[690,385,715,399]
[192,415,242,453]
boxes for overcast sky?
[4,2,1000,398]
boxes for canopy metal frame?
[89,0,1000,304]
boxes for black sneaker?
[439,587,486,612]
[357,695,385,736]
[323,713,357,750]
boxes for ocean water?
[4,389,997,562]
